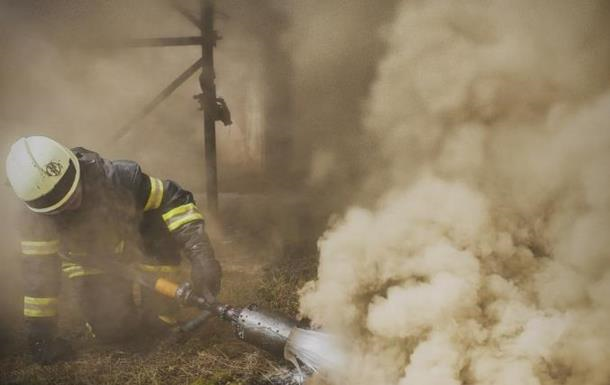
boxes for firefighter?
[5,136,222,364]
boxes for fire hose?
[143,275,299,360]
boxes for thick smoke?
[300,1,610,384]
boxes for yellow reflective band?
[162,203,196,221]
[67,251,88,257]
[62,262,103,279]
[167,212,204,232]
[24,296,57,318]
[144,176,164,211]
[85,322,97,339]
[114,240,125,254]
[138,264,180,274]
[24,297,58,305]
[21,240,59,256]
[66,270,103,279]
[62,261,78,268]
[158,315,178,325]
[162,203,204,232]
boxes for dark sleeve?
[108,159,202,224]
[109,160,221,295]
[19,213,61,343]
[157,180,221,296]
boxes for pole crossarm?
[169,0,202,30]
[121,36,203,47]
[114,57,204,141]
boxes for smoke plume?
[300,1,610,384]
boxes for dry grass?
[0,340,285,385]
[256,255,318,318]
[0,252,318,385]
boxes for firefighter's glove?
[174,221,222,301]
[191,258,221,301]
[30,337,75,365]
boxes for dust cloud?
[299,1,610,384]
[2,1,609,382]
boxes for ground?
[0,198,319,385]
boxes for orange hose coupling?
[154,278,179,299]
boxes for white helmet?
[6,136,81,213]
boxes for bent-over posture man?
[5,136,221,364]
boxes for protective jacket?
[19,147,221,344]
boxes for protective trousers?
[63,258,180,342]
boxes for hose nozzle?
[151,278,297,359]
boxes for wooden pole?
[200,0,218,215]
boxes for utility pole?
[200,0,218,216]
[113,0,230,218]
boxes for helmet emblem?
[45,161,63,177]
